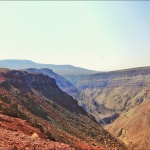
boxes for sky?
[0,1,150,71]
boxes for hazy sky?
[0,1,150,71]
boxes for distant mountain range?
[0,59,97,75]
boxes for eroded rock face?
[75,67,150,125]
[105,96,150,149]
[0,69,127,150]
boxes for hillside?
[105,91,150,149]
[75,67,150,125]
[0,69,127,150]
[0,59,96,75]
[24,68,98,118]
[0,113,73,150]
[24,68,80,101]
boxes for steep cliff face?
[25,68,81,101]
[24,68,99,121]
[76,67,150,125]
[0,69,127,150]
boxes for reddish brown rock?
[0,114,74,150]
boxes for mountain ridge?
[0,59,96,75]
[23,68,81,101]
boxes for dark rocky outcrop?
[24,68,81,101]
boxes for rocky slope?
[75,67,150,125]
[24,68,99,121]
[0,114,74,150]
[24,68,80,100]
[0,69,127,150]
[105,91,150,149]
